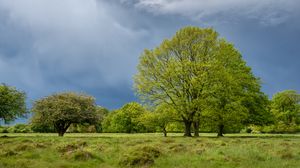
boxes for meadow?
[1,133,300,168]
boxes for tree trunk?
[184,120,192,137]
[162,127,167,137]
[193,121,199,137]
[55,122,71,137]
[217,124,224,137]
[58,131,65,137]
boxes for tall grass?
[1,133,300,168]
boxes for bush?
[265,122,299,133]
[1,124,32,133]
[13,124,32,133]
[260,125,276,133]
[7,126,15,133]
[67,124,97,133]
[0,126,9,133]
[256,122,300,134]
[166,122,184,133]
[30,123,55,133]
[240,127,253,133]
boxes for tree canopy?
[134,26,266,136]
[102,102,148,133]
[200,40,269,136]
[140,104,176,137]
[31,92,97,136]
[271,90,300,125]
[0,84,27,124]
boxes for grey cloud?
[134,0,299,26]
[0,0,299,114]
[0,0,150,108]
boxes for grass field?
[1,133,300,168]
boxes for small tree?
[271,90,300,125]
[140,104,175,137]
[94,106,109,133]
[102,102,147,133]
[0,84,27,124]
[31,92,97,136]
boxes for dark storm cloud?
[0,0,150,109]
[132,0,300,95]
[0,0,299,122]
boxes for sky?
[0,0,299,123]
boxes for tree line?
[1,27,299,137]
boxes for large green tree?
[0,84,27,124]
[201,40,268,136]
[135,26,264,136]
[31,92,97,136]
[135,27,218,136]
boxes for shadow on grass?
[0,135,16,138]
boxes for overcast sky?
[0,0,299,115]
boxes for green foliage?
[10,124,32,133]
[94,106,109,133]
[135,26,220,136]
[166,122,184,132]
[0,84,27,124]
[0,126,9,133]
[102,102,147,133]
[255,90,300,133]
[244,123,300,134]
[65,106,109,133]
[243,90,300,134]
[67,106,109,133]
[135,26,266,136]
[0,124,32,133]
[200,39,267,136]
[140,104,177,136]
[271,90,300,125]
[67,124,97,133]
[30,123,55,133]
[243,92,273,126]
[31,92,97,136]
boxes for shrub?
[0,126,9,133]
[7,126,15,133]
[14,124,32,133]
[240,127,252,133]
[260,125,276,133]
[30,123,55,133]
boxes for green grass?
[1,133,300,168]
